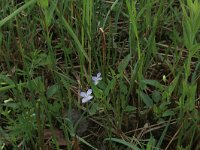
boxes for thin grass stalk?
[125,0,140,60]
[82,0,93,76]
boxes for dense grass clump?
[0,0,200,149]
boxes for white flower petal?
[80,92,87,97]
[87,89,92,95]
[81,96,93,103]
[92,73,102,85]
[94,80,99,85]
[92,76,97,81]
[82,97,89,103]
[97,72,101,77]
[97,77,102,81]
[87,95,93,100]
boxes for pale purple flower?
[80,89,93,103]
[92,72,102,85]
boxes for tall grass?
[0,0,200,149]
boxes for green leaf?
[104,78,116,97]
[0,74,14,85]
[118,54,131,73]
[187,83,197,111]
[104,138,140,150]
[45,0,57,27]
[46,84,59,98]
[28,77,45,94]
[89,103,100,115]
[0,77,41,93]
[91,84,103,98]
[162,110,174,117]
[49,102,61,114]
[152,90,161,103]
[141,79,164,91]
[146,136,156,150]
[37,0,48,8]
[120,80,128,94]
[138,90,153,107]
[124,106,137,112]
[162,74,180,101]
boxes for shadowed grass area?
[0,0,200,149]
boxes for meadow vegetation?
[0,0,200,149]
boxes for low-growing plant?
[0,0,200,149]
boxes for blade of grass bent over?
[0,0,37,27]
